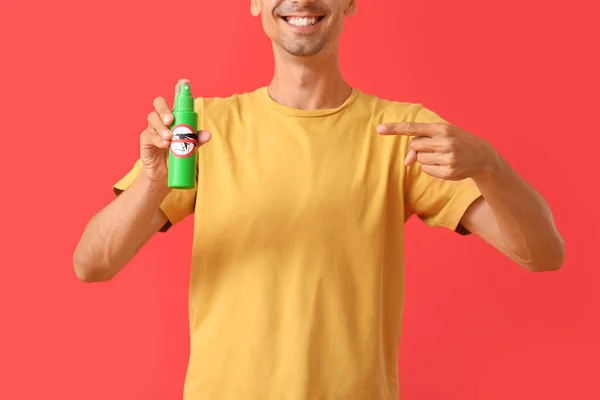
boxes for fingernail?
[163,114,171,124]
[162,129,171,139]
[377,125,386,133]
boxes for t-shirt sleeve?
[113,159,197,232]
[403,106,482,233]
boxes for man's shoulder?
[352,88,433,122]
[194,87,264,114]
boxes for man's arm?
[74,78,208,282]
[459,151,565,272]
[378,119,565,273]
[73,171,171,282]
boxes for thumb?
[405,149,417,166]
[197,130,212,147]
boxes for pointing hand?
[377,122,497,181]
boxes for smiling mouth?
[281,15,325,27]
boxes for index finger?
[376,122,442,137]
[153,96,172,124]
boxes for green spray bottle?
[168,83,198,189]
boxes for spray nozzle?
[179,84,191,95]
[174,83,194,111]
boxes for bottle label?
[170,124,198,158]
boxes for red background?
[1,0,598,399]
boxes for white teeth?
[287,16,318,27]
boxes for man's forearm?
[468,149,565,271]
[73,173,171,282]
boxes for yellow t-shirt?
[113,87,482,399]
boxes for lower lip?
[281,18,323,33]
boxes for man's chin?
[286,48,321,57]
[280,39,327,57]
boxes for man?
[73,0,565,399]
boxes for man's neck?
[267,44,352,111]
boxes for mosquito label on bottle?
[170,124,198,158]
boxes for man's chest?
[192,119,405,245]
